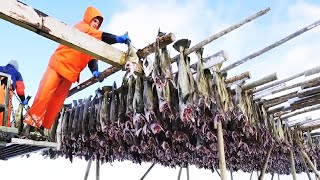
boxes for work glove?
[116,34,131,44]
[22,99,29,106]
[93,71,104,82]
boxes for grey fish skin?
[143,79,156,123]
[61,108,70,144]
[14,104,23,133]
[126,76,135,118]
[89,98,97,139]
[196,48,210,108]
[110,81,117,124]
[117,83,127,124]
[81,95,92,142]
[71,100,81,141]
[133,76,146,136]
[99,92,109,132]
[67,101,77,140]
[152,37,166,113]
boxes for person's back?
[0,60,27,127]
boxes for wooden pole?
[253,83,286,100]
[220,20,320,73]
[249,171,253,180]
[170,7,271,63]
[230,170,234,180]
[217,122,227,180]
[270,77,320,95]
[177,167,183,180]
[298,151,312,180]
[255,65,320,93]
[300,148,320,179]
[242,73,278,91]
[258,145,274,180]
[289,150,297,180]
[140,163,155,180]
[67,33,175,97]
[189,50,228,72]
[96,160,100,180]
[225,71,251,85]
[271,174,274,180]
[84,159,92,180]
[186,166,190,180]
[280,104,320,120]
[213,167,221,177]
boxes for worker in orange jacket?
[0,60,28,127]
[23,6,130,134]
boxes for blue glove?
[116,34,131,44]
[22,99,28,106]
[93,71,104,82]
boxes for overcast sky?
[1,0,320,179]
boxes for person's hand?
[22,99,29,106]
[116,34,131,44]
[93,71,104,82]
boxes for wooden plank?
[280,104,320,120]
[10,138,58,148]
[253,83,286,100]
[170,7,271,63]
[225,71,251,85]
[220,20,320,73]
[0,0,127,68]
[242,73,278,91]
[269,77,320,95]
[255,66,320,93]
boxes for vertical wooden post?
[83,159,92,180]
[298,151,312,180]
[177,167,182,180]
[249,171,253,180]
[140,163,155,180]
[300,148,320,179]
[258,145,274,180]
[271,173,274,180]
[289,150,297,180]
[186,166,190,180]
[217,122,227,180]
[230,170,234,180]
[96,160,100,180]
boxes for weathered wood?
[280,104,320,120]
[140,163,155,180]
[289,150,297,180]
[253,83,286,100]
[225,71,251,84]
[0,0,128,68]
[271,77,320,95]
[220,20,320,73]
[299,123,320,132]
[263,91,298,108]
[84,160,92,180]
[242,73,278,91]
[217,122,227,180]
[189,50,228,72]
[300,148,320,179]
[255,65,320,93]
[67,33,175,97]
[258,145,274,180]
[170,7,271,63]
[298,151,312,180]
[136,33,175,58]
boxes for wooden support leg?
[230,170,234,180]
[258,145,274,180]
[249,171,253,180]
[96,160,100,180]
[177,167,183,180]
[140,163,155,180]
[289,150,297,180]
[83,159,92,180]
[298,151,312,180]
[213,167,221,177]
[217,122,227,180]
[186,166,190,180]
[300,149,320,179]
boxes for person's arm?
[102,32,117,44]
[88,59,98,73]
[15,71,26,102]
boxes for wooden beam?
[298,150,312,180]
[189,50,228,72]
[300,148,320,179]
[253,83,286,100]
[140,163,155,180]
[225,71,251,85]
[242,73,278,91]
[280,104,320,120]
[0,0,127,68]
[255,66,320,93]
[96,160,100,180]
[67,33,175,97]
[84,160,92,180]
[170,7,271,63]
[220,20,320,73]
[271,77,320,95]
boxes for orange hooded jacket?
[49,6,104,83]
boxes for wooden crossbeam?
[0,0,126,68]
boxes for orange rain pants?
[0,84,12,127]
[24,66,72,129]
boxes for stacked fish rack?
[42,21,320,180]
